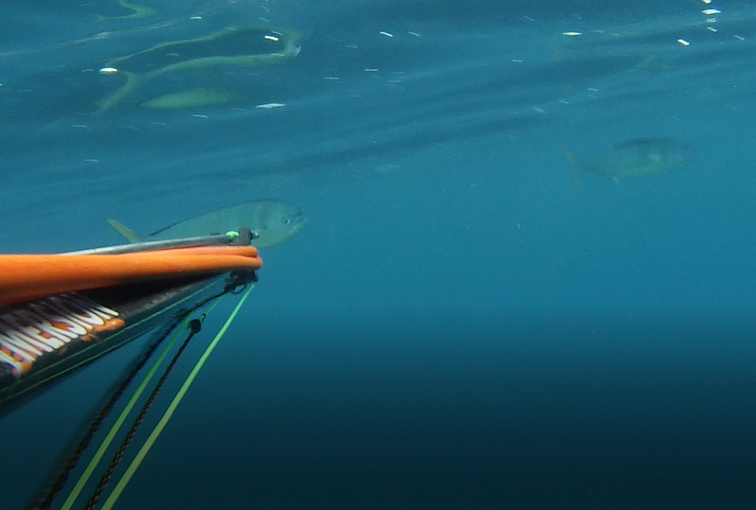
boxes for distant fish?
[107,200,307,249]
[564,137,696,178]
[139,87,240,109]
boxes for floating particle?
[98,67,118,74]
[264,35,279,42]
[677,39,690,46]
[408,31,420,37]
[379,31,394,38]
[255,102,286,109]
[707,27,718,32]
[702,8,720,15]
[562,31,582,37]
[701,0,711,4]
[190,16,202,20]
[734,35,745,40]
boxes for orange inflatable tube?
[0,245,262,307]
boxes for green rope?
[25,318,182,510]
[99,284,255,510]
[85,315,206,510]
[58,320,187,510]
[61,298,223,510]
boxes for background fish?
[565,137,696,178]
[107,199,307,248]
[138,87,241,109]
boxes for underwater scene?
[1,0,755,508]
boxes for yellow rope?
[59,318,189,510]
[62,297,224,510]
[100,284,254,510]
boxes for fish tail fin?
[106,219,143,243]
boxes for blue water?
[2,0,756,508]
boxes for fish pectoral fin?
[106,219,143,243]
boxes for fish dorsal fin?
[106,219,144,243]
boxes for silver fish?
[565,137,696,178]
[107,199,307,248]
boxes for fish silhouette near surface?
[565,137,696,179]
